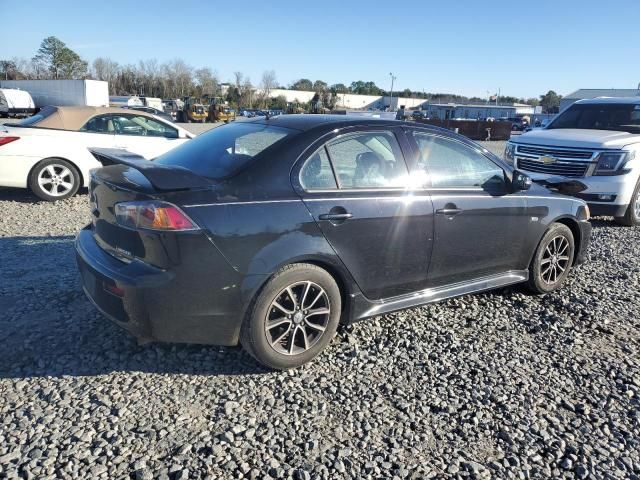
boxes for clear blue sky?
[2,0,639,99]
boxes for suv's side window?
[80,115,115,134]
[325,131,408,188]
[413,132,506,190]
[300,147,338,190]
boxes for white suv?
[505,97,640,226]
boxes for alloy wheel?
[634,193,640,220]
[540,235,571,285]
[38,164,75,197]
[265,281,331,356]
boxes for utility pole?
[389,72,396,111]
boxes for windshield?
[548,103,640,133]
[155,123,294,179]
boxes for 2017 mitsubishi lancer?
[76,115,591,369]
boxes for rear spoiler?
[532,177,588,195]
[89,148,212,191]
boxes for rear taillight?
[114,201,198,231]
[0,136,19,147]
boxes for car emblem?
[540,155,557,164]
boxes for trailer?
[0,88,36,117]
[0,80,109,107]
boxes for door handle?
[436,208,463,216]
[319,212,353,221]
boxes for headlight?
[594,151,634,175]
[504,142,516,165]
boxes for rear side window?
[155,123,293,179]
[325,131,408,188]
[300,147,337,190]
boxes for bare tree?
[195,67,219,97]
[260,70,277,107]
[92,57,119,92]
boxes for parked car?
[76,115,591,369]
[0,106,193,201]
[121,105,174,123]
[0,88,36,118]
[505,97,640,226]
[500,117,529,131]
[411,110,425,120]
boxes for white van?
[0,88,36,117]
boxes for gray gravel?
[1,139,639,479]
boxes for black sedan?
[76,115,591,369]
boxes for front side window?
[413,132,505,190]
[325,131,408,188]
[80,115,115,134]
[112,115,178,138]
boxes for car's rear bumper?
[75,226,251,346]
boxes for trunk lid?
[88,148,212,267]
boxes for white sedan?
[0,106,194,201]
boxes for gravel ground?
[1,139,639,479]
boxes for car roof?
[34,105,163,130]
[576,96,640,105]
[247,114,407,132]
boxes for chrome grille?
[516,144,595,160]
[516,158,590,177]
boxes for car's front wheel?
[28,158,80,201]
[241,263,341,369]
[527,223,575,294]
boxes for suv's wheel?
[241,263,341,370]
[527,223,575,294]
[28,158,80,201]
[614,179,640,226]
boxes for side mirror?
[512,170,532,192]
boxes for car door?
[295,127,435,300]
[78,114,117,149]
[408,129,531,287]
[110,114,186,159]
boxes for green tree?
[33,36,87,79]
[539,90,561,113]
[291,78,313,91]
[313,80,328,92]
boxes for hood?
[512,128,640,150]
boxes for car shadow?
[0,235,268,379]
[0,187,89,203]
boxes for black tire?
[241,263,341,370]
[527,223,575,294]
[614,178,640,226]
[28,158,80,202]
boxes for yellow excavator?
[205,97,236,123]
[177,97,207,123]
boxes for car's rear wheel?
[614,179,640,226]
[241,263,341,370]
[29,158,80,201]
[527,223,575,294]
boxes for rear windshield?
[15,106,55,126]
[155,122,294,179]
[548,103,640,133]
